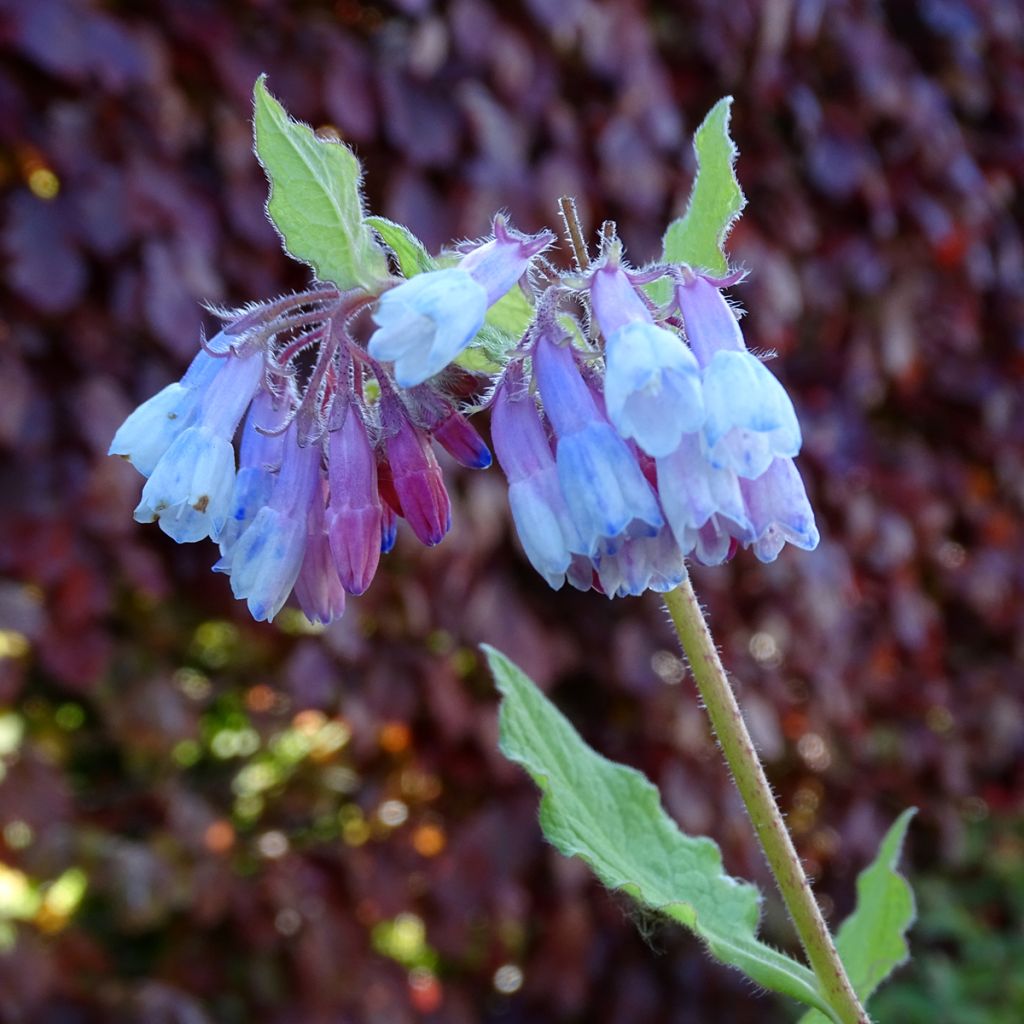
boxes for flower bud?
[326,407,383,595]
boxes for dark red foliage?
[1,1,1023,1022]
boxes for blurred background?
[1,0,1023,1021]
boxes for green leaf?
[485,285,534,337]
[662,96,746,276]
[252,75,388,290]
[486,646,840,1022]
[365,216,437,277]
[799,809,917,1024]
[453,285,535,373]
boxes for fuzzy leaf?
[253,75,388,290]
[799,809,917,1023]
[663,96,746,276]
[366,216,436,277]
[486,646,839,1022]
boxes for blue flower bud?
[294,484,347,626]
[134,426,238,543]
[588,263,704,457]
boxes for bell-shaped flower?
[604,322,704,457]
[109,349,223,477]
[219,427,321,622]
[369,269,488,387]
[739,458,820,563]
[656,433,750,557]
[533,332,662,557]
[589,263,704,457]
[326,405,383,595]
[369,217,554,387]
[491,373,583,590]
[702,350,801,478]
[381,393,451,546]
[133,351,263,543]
[589,264,708,456]
[219,391,287,554]
[294,483,347,625]
[595,527,686,599]
[675,274,801,478]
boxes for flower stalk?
[663,574,869,1024]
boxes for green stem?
[663,572,869,1024]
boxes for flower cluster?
[111,218,552,623]
[111,215,818,619]
[490,253,818,596]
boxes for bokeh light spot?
[378,800,409,827]
[204,820,236,854]
[493,963,523,994]
[379,721,411,754]
[3,821,33,849]
[27,167,59,199]
[412,824,446,857]
[256,831,289,858]
[0,630,30,660]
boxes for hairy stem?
[663,573,869,1024]
[558,195,591,271]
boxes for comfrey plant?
[111,80,914,1023]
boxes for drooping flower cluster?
[489,250,818,597]
[110,218,553,623]
[111,212,818,619]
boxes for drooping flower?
[589,262,703,457]
[219,390,287,553]
[656,432,750,563]
[294,479,347,626]
[133,349,263,543]
[108,347,224,477]
[217,425,321,623]
[368,269,489,388]
[532,330,663,557]
[368,217,554,387]
[595,526,686,599]
[675,273,800,478]
[490,368,583,589]
[739,457,819,563]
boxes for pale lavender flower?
[590,263,703,457]
[134,350,263,543]
[491,370,583,590]
[675,274,800,478]
[369,217,554,387]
